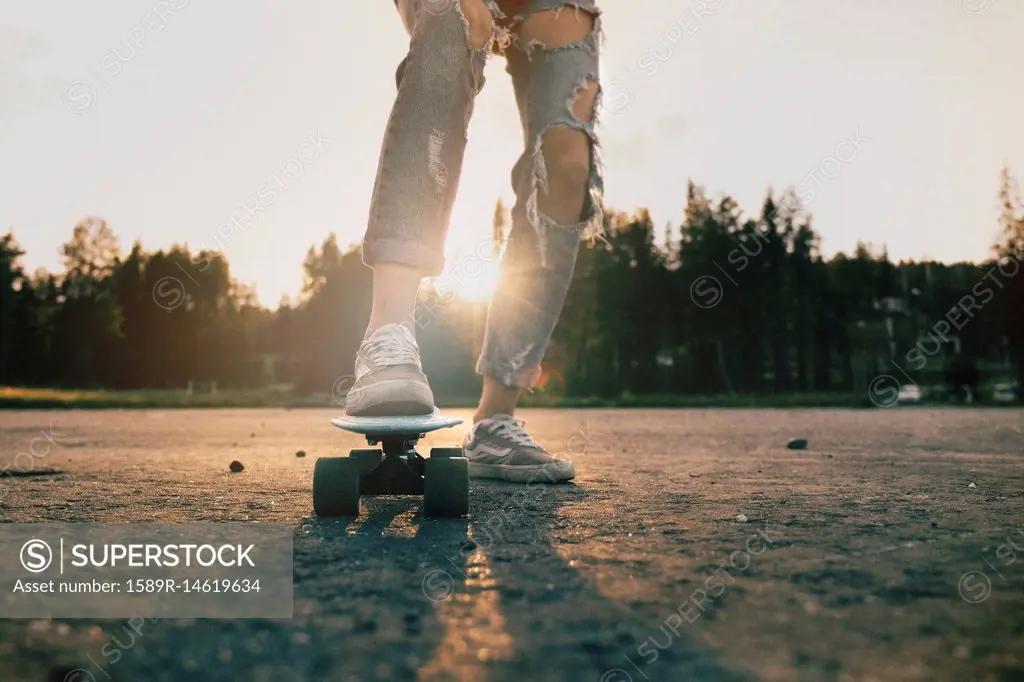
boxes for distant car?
[992,383,1018,403]
[898,384,923,404]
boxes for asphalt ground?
[0,407,1022,682]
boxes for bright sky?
[1,0,1022,307]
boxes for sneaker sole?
[467,461,575,483]
[345,378,435,417]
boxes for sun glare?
[433,240,503,302]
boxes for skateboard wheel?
[313,457,361,517]
[350,448,383,473]
[424,457,469,518]
[429,447,464,459]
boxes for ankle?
[363,318,414,341]
[473,408,515,423]
[476,376,520,422]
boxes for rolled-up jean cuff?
[362,239,445,275]
[475,358,543,390]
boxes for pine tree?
[995,166,1024,398]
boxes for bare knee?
[459,0,495,50]
[542,128,591,191]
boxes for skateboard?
[314,410,468,518]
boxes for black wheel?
[350,448,383,473]
[313,457,361,517]
[424,457,469,517]
[429,447,464,459]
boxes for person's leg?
[347,0,501,415]
[364,0,497,335]
[475,1,603,421]
[463,1,603,481]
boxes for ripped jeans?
[363,0,604,390]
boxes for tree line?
[1,170,1021,403]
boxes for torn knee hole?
[514,6,597,49]
[458,0,496,50]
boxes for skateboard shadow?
[97,483,752,682]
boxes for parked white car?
[898,384,923,404]
[992,383,1018,403]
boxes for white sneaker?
[345,323,435,416]
[462,414,575,483]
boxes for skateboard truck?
[359,436,426,496]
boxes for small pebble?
[736,514,748,523]
[689,471,703,478]
[786,438,808,450]
[968,482,977,489]
[229,461,245,473]
[296,450,306,458]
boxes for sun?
[432,239,504,302]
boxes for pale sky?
[1,0,1022,307]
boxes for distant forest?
[1,170,1022,404]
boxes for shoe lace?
[491,417,540,448]
[365,330,420,367]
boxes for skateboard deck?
[331,409,462,437]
